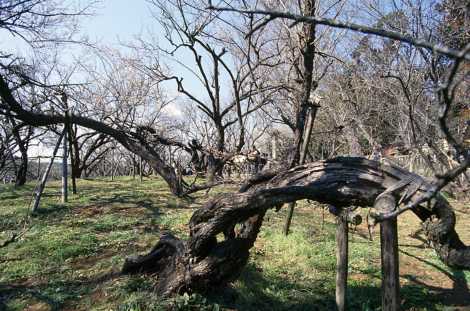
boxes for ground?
[0,176,469,311]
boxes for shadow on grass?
[0,271,121,311]
[0,193,27,201]
[31,204,70,218]
[88,191,191,210]
[1,261,466,310]
[85,193,166,219]
[400,249,470,307]
[0,184,35,200]
[204,263,467,311]
[203,264,335,311]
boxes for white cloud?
[162,102,183,118]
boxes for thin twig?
[207,3,470,61]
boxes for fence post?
[375,194,400,311]
[336,210,348,311]
[61,126,68,203]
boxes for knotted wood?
[122,157,470,296]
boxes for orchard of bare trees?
[0,0,469,310]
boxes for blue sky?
[83,0,153,45]
[0,0,187,101]
[0,1,156,63]
[81,0,220,109]
[0,0,185,157]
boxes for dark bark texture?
[122,157,470,296]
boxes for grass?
[0,176,469,310]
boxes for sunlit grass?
[0,176,469,310]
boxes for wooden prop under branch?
[122,157,469,296]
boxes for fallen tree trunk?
[122,157,470,296]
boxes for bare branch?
[207,3,470,61]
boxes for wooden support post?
[132,154,136,180]
[299,105,318,164]
[271,135,277,160]
[284,105,319,236]
[37,156,41,179]
[375,194,399,311]
[139,156,143,182]
[111,149,115,181]
[32,131,65,213]
[283,202,295,236]
[336,211,348,311]
[62,126,68,203]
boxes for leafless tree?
[0,0,96,46]
[1,0,469,298]
[113,0,470,294]
[133,0,284,181]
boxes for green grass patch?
[0,177,469,310]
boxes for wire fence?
[1,156,69,184]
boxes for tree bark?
[67,123,77,194]
[10,121,30,187]
[206,122,226,183]
[122,157,470,296]
[284,0,318,235]
[284,105,318,235]
[299,106,318,165]
[14,141,28,187]
[290,0,317,167]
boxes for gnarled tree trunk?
[122,157,470,296]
